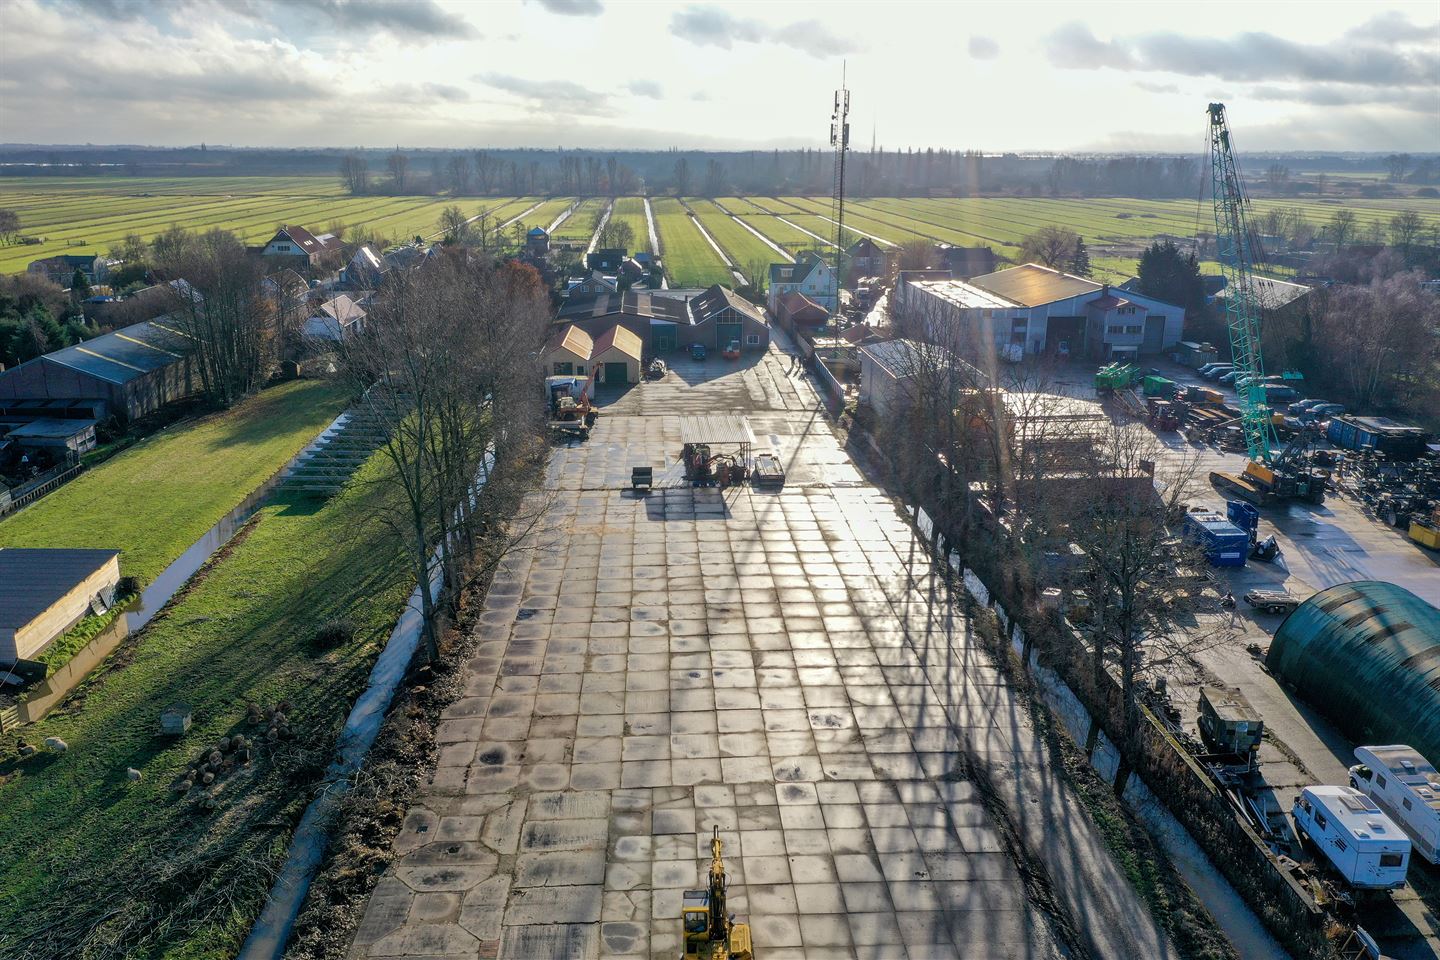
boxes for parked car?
[1310,402,1346,419]
[1201,364,1235,380]
[1263,384,1299,404]
[1198,362,1227,376]
[1288,399,1325,414]
[1219,370,1242,384]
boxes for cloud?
[1135,81,1179,94]
[525,0,603,15]
[475,74,613,117]
[627,80,662,99]
[967,35,999,60]
[1044,20,1437,89]
[1345,11,1440,43]
[284,0,477,39]
[669,5,856,57]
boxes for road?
[341,338,1181,959]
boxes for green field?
[609,197,654,254]
[0,379,350,584]
[652,197,732,287]
[3,177,1437,288]
[0,450,411,960]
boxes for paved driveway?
[344,341,1172,960]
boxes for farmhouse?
[847,238,887,278]
[936,245,998,279]
[27,254,114,287]
[774,291,828,330]
[0,317,199,421]
[901,263,1184,361]
[556,283,768,356]
[0,547,121,665]
[302,294,367,342]
[768,252,836,314]
[261,226,340,267]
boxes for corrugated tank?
[1267,582,1440,760]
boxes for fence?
[1,462,84,517]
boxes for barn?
[0,318,199,422]
[0,548,121,664]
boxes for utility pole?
[829,63,850,325]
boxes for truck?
[1292,785,1411,890]
[1348,745,1440,865]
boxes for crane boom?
[1207,102,1276,464]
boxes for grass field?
[0,452,412,960]
[0,379,350,584]
[3,176,1437,288]
[690,199,787,280]
[609,196,654,254]
[652,197,732,288]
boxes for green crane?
[1205,104,1326,506]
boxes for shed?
[680,415,755,461]
[0,548,121,664]
[591,325,642,385]
[543,324,594,377]
[5,418,98,454]
[1267,582,1440,763]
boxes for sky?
[0,0,1436,153]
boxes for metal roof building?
[0,318,199,421]
[1267,582,1440,762]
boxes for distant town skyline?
[1,0,1436,153]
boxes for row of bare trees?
[882,294,1231,747]
[331,253,550,658]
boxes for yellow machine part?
[1243,461,1276,487]
[729,922,753,960]
[1409,521,1440,550]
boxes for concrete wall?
[3,553,120,663]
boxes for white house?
[901,263,1186,362]
[303,294,366,341]
[262,226,340,266]
[768,252,836,314]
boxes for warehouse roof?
[0,548,119,631]
[968,264,1102,307]
[910,279,1014,310]
[1268,581,1440,763]
[593,324,642,361]
[37,318,194,385]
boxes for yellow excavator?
[681,827,754,959]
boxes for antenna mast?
[829,63,850,321]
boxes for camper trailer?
[1349,745,1440,866]
[1292,785,1411,890]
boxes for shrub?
[312,616,355,651]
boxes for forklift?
[681,827,754,960]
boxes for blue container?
[1226,500,1260,535]
[1183,512,1249,567]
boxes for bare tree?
[1326,209,1356,249]
[1389,210,1424,254]
[0,209,19,245]
[386,149,410,194]
[438,205,471,244]
[446,154,473,195]
[674,157,690,196]
[153,228,272,408]
[1018,226,1080,270]
[1385,153,1412,182]
[339,153,369,195]
[331,253,551,659]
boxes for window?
[1125,325,1142,335]
[1378,775,1388,789]
[1403,797,1413,811]
[553,362,572,375]
[576,365,585,375]
[1315,811,1328,830]
[1381,853,1404,867]
[747,335,760,346]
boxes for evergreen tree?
[10,304,64,362]
[1068,238,1092,278]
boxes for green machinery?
[1204,103,1326,506]
[1095,362,1137,393]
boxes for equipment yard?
[343,339,1181,960]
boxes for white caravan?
[1349,744,1440,865]
[1292,785,1410,890]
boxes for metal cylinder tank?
[1267,581,1440,760]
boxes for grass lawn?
[652,198,732,288]
[0,455,413,960]
[688,199,783,280]
[0,379,350,585]
[610,197,653,253]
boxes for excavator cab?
[680,828,753,960]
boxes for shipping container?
[1327,416,1429,461]
[1182,511,1249,566]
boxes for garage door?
[1143,315,1166,353]
[605,361,630,384]
[717,322,742,350]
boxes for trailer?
[1348,745,1440,866]
[1291,785,1411,890]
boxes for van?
[1349,745,1440,865]
[1292,785,1410,890]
